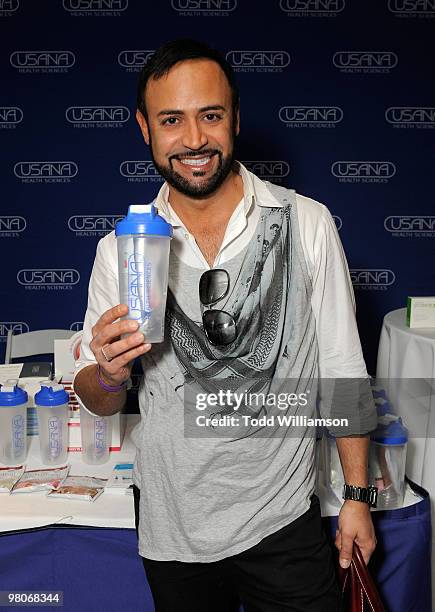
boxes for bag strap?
[338,542,386,612]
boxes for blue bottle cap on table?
[0,380,28,406]
[115,203,173,237]
[35,382,69,406]
[371,417,408,445]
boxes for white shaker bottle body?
[80,406,112,465]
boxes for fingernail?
[128,321,139,330]
[132,332,144,342]
[144,343,151,350]
[340,559,351,569]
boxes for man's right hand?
[90,303,152,387]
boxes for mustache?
[169,149,221,162]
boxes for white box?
[407,296,435,328]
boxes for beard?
[148,134,236,199]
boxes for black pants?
[133,484,341,612]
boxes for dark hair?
[136,39,239,121]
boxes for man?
[74,39,378,611]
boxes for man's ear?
[136,109,150,145]
[235,107,240,136]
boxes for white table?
[377,307,435,609]
[0,414,139,533]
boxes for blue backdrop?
[1,0,434,374]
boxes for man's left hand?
[335,500,377,568]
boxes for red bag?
[338,543,386,612]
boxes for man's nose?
[182,118,208,150]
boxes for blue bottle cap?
[0,380,28,406]
[371,417,408,445]
[35,382,69,407]
[115,204,173,237]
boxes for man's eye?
[204,113,221,121]
[162,117,179,126]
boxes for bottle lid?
[115,204,173,237]
[0,379,28,406]
[371,417,408,445]
[35,381,69,406]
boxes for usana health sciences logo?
[119,161,163,182]
[388,0,435,17]
[118,50,155,72]
[331,161,396,183]
[242,161,290,182]
[0,322,29,342]
[68,214,124,236]
[226,51,290,73]
[65,106,130,128]
[384,216,435,238]
[17,269,80,291]
[14,161,78,183]
[333,51,398,73]
[0,0,19,15]
[279,106,343,128]
[0,106,23,129]
[62,0,128,16]
[170,0,237,17]
[0,216,26,237]
[385,107,435,128]
[10,51,75,73]
[279,0,346,16]
[350,269,396,291]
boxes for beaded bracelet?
[97,365,127,393]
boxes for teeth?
[179,157,211,166]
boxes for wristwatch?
[342,484,378,508]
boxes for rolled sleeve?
[309,205,377,436]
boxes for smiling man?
[74,39,378,612]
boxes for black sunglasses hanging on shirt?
[199,269,237,346]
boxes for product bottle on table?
[80,407,112,465]
[35,382,69,465]
[0,380,28,465]
[116,203,173,343]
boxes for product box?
[406,296,435,328]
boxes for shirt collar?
[154,161,282,226]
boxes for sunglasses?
[199,269,237,346]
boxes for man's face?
[136,59,239,199]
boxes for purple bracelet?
[97,365,127,393]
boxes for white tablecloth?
[377,307,435,485]
[377,307,435,608]
[0,414,139,533]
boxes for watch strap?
[342,484,378,508]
